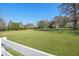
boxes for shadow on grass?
[69,30,79,35]
[34,28,79,35]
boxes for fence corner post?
[0,37,1,56]
[1,37,8,50]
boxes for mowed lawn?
[0,30,79,56]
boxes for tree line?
[0,18,35,31]
[0,15,79,31]
[0,3,79,31]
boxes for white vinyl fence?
[0,37,53,56]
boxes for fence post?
[1,37,8,51]
[0,37,1,56]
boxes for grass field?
[7,48,24,56]
[0,30,79,56]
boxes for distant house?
[66,15,79,28]
[50,15,79,29]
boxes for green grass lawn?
[0,30,79,56]
[6,48,24,56]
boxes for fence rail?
[1,48,12,56]
[0,37,53,56]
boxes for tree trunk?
[73,18,77,30]
[73,4,78,30]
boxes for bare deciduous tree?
[59,3,79,30]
